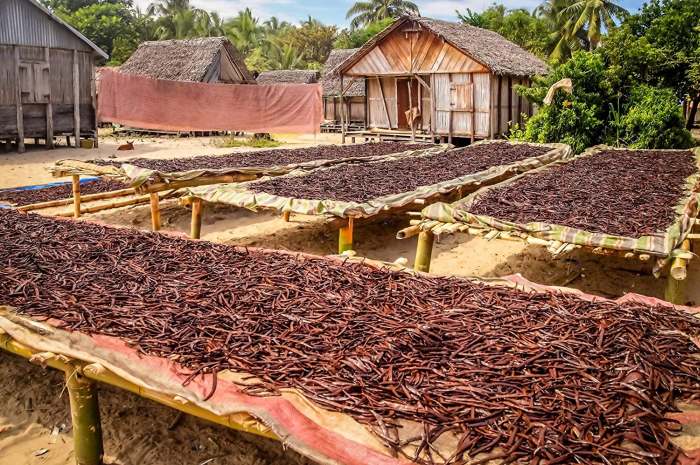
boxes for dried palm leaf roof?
[120,37,254,83]
[336,16,549,77]
[256,69,319,85]
[320,49,365,97]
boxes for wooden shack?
[0,0,108,152]
[119,37,255,84]
[256,69,319,85]
[320,49,366,132]
[334,16,549,142]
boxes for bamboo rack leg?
[66,368,104,465]
[665,274,686,305]
[191,198,203,239]
[71,175,81,218]
[338,217,354,254]
[414,230,435,273]
[149,193,161,231]
[282,211,291,222]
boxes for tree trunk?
[687,94,700,131]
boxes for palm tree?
[561,0,628,49]
[536,0,586,62]
[225,8,262,55]
[148,0,210,39]
[346,0,420,30]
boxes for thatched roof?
[120,37,254,83]
[256,70,319,85]
[336,16,549,77]
[321,49,365,97]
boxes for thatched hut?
[0,0,108,152]
[120,37,255,84]
[256,70,319,85]
[321,49,366,129]
[334,16,549,142]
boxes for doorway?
[396,77,419,130]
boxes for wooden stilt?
[14,46,25,153]
[191,198,203,239]
[149,193,161,231]
[666,239,690,304]
[282,211,291,222]
[414,230,435,273]
[71,175,81,218]
[338,217,354,254]
[65,368,103,465]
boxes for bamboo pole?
[71,175,81,218]
[396,224,421,240]
[18,188,136,212]
[137,174,258,194]
[0,333,278,442]
[282,211,291,222]
[150,193,161,231]
[338,217,354,254]
[54,194,153,217]
[666,239,690,305]
[190,198,203,239]
[414,230,434,273]
[65,367,103,465]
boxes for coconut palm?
[536,0,586,62]
[225,8,262,55]
[148,0,210,39]
[562,0,628,49]
[346,0,420,30]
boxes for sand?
[2,132,699,465]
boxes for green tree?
[562,0,628,49]
[225,8,262,55]
[334,18,393,48]
[456,4,550,57]
[534,0,587,62]
[346,0,419,30]
[284,17,337,67]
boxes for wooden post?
[340,75,346,144]
[282,211,291,222]
[73,49,80,149]
[190,198,203,239]
[71,175,81,218]
[338,217,354,254]
[13,46,25,153]
[44,47,54,149]
[507,76,513,128]
[516,78,522,127]
[65,368,103,465]
[377,77,392,130]
[470,74,476,143]
[91,62,98,148]
[497,76,502,137]
[408,78,416,142]
[149,193,161,231]
[414,230,434,273]
[448,74,453,145]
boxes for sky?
[133,0,646,28]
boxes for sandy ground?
[2,132,700,464]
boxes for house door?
[396,78,419,130]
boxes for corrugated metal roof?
[0,0,108,59]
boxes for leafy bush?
[617,86,694,149]
[515,51,609,153]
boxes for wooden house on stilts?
[320,48,366,132]
[0,0,108,153]
[333,16,549,143]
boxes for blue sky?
[134,0,646,27]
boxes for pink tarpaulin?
[97,69,322,133]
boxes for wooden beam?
[408,78,416,142]
[448,73,453,145]
[73,49,80,149]
[14,46,24,153]
[44,47,54,149]
[91,60,98,148]
[430,75,436,138]
[150,192,161,231]
[470,74,476,143]
[516,78,522,127]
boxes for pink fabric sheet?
[97,69,322,133]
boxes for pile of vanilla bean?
[2,210,699,464]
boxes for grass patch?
[212,135,282,149]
